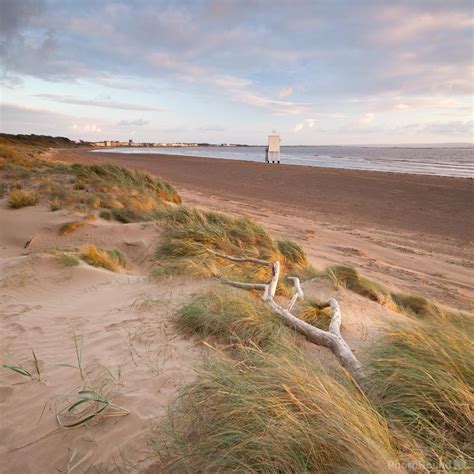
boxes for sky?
[0,0,473,145]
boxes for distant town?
[92,140,248,148]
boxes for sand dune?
[0,204,208,471]
[0,201,416,471]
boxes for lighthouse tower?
[267,130,281,164]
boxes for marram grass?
[80,245,126,272]
[153,205,312,282]
[151,346,402,473]
[366,314,473,463]
[59,220,86,235]
[8,189,38,208]
[176,287,293,351]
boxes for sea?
[94,145,474,178]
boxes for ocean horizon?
[94,144,474,178]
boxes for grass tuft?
[8,189,38,208]
[298,297,334,330]
[277,239,308,267]
[99,209,112,221]
[59,220,86,235]
[80,245,126,272]
[57,252,80,267]
[177,288,291,350]
[390,293,441,319]
[324,265,391,305]
[152,346,400,473]
[366,315,473,463]
[154,206,310,282]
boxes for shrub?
[80,245,126,272]
[8,189,38,208]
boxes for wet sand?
[50,148,473,242]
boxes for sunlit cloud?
[293,122,304,133]
[117,119,149,126]
[37,94,164,111]
[71,123,102,133]
[278,87,293,99]
[360,112,375,124]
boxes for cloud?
[37,94,163,111]
[373,6,474,44]
[0,102,106,138]
[72,123,102,133]
[278,87,293,99]
[293,118,316,133]
[421,120,474,136]
[2,1,473,143]
[360,112,375,124]
[0,0,45,36]
[117,119,149,126]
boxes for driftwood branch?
[209,249,362,379]
[287,276,303,311]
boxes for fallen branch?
[209,249,362,379]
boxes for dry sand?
[0,204,209,472]
[0,148,472,472]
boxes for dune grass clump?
[298,297,334,330]
[59,220,86,235]
[154,206,310,281]
[277,239,308,267]
[324,265,392,306]
[72,163,181,204]
[322,265,460,321]
[153,346,400,473]
[7,189,38,208]
[99,209,112,221]
[177,288,292,350]
[390,293,442,319]
[366,315,473,463]
[57,252,80,267]
[80,245,126,272]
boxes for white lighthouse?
[267,130,281,164]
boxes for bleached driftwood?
[209,249,362,379]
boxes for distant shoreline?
[92,145,474,179]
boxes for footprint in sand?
[6,322,25,334]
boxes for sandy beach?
[1,141,472,471]
[48,148,474,310]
